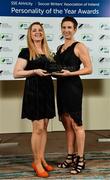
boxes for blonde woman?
[13,22,55,178]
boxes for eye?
[38,28,43,32]
[32,29,43,33]
[62,26,73,30]
[62,26,66,29]
[68,26,72,29]
[32,29,37,32]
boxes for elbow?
[87,67,93,74]
[13,74,17,79]
[89,68,92,74]
[90,67,93,74]
[13,71,18,79]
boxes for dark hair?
[61,16,78,29]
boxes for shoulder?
[57,44,63,51]
[19,48,29,54]
[74,42,89,59]
[75,42,88,53]
[18,48,29,60]
[75,42,87,49]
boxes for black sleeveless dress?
[18,48,55,121]
[54,42,83,126]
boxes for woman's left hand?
[52,69,72,77]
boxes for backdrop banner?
[0,0,110,80]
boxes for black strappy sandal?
[70,155,85,174]
[57,153,76,168]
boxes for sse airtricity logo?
[80,34,93,41]
[18,34,26,40]
[0,57,13,64]
[78,23,93,30]
[99,46,110,54]
[99,24,110,30]
[98,57,110,63]
[0,22,12,28]
[98,68,110,76]
[0,33,13,41]
[0,46,13,52]
[18,22,30,30]
[99,34,110,40]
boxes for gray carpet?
[0,151,110,179]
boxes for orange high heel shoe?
[44,164,54,171]
[32,162,49,178]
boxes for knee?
[74,125,85,133]
[65,129,73,136]
[33,127,44,135]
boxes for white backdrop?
[0,0,110,80]
[0,17,110,80]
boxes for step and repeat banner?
[0,0,110,80]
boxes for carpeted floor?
[0,151,110,179]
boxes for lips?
[35,33,42,38]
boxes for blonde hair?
[27,22,53,61]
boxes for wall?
[0,79,110,133]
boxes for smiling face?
[61,21,76,40]
[30,24,44,42]
[27,22,51,60]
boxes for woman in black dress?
[13,22,55,178]
[54,17,92,174]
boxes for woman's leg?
[57,113,77,168]
[71,120,85,157]
[62,113,76,154]
[31,119,45,172]
[40,118,49,166]
[70,119,85,174]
